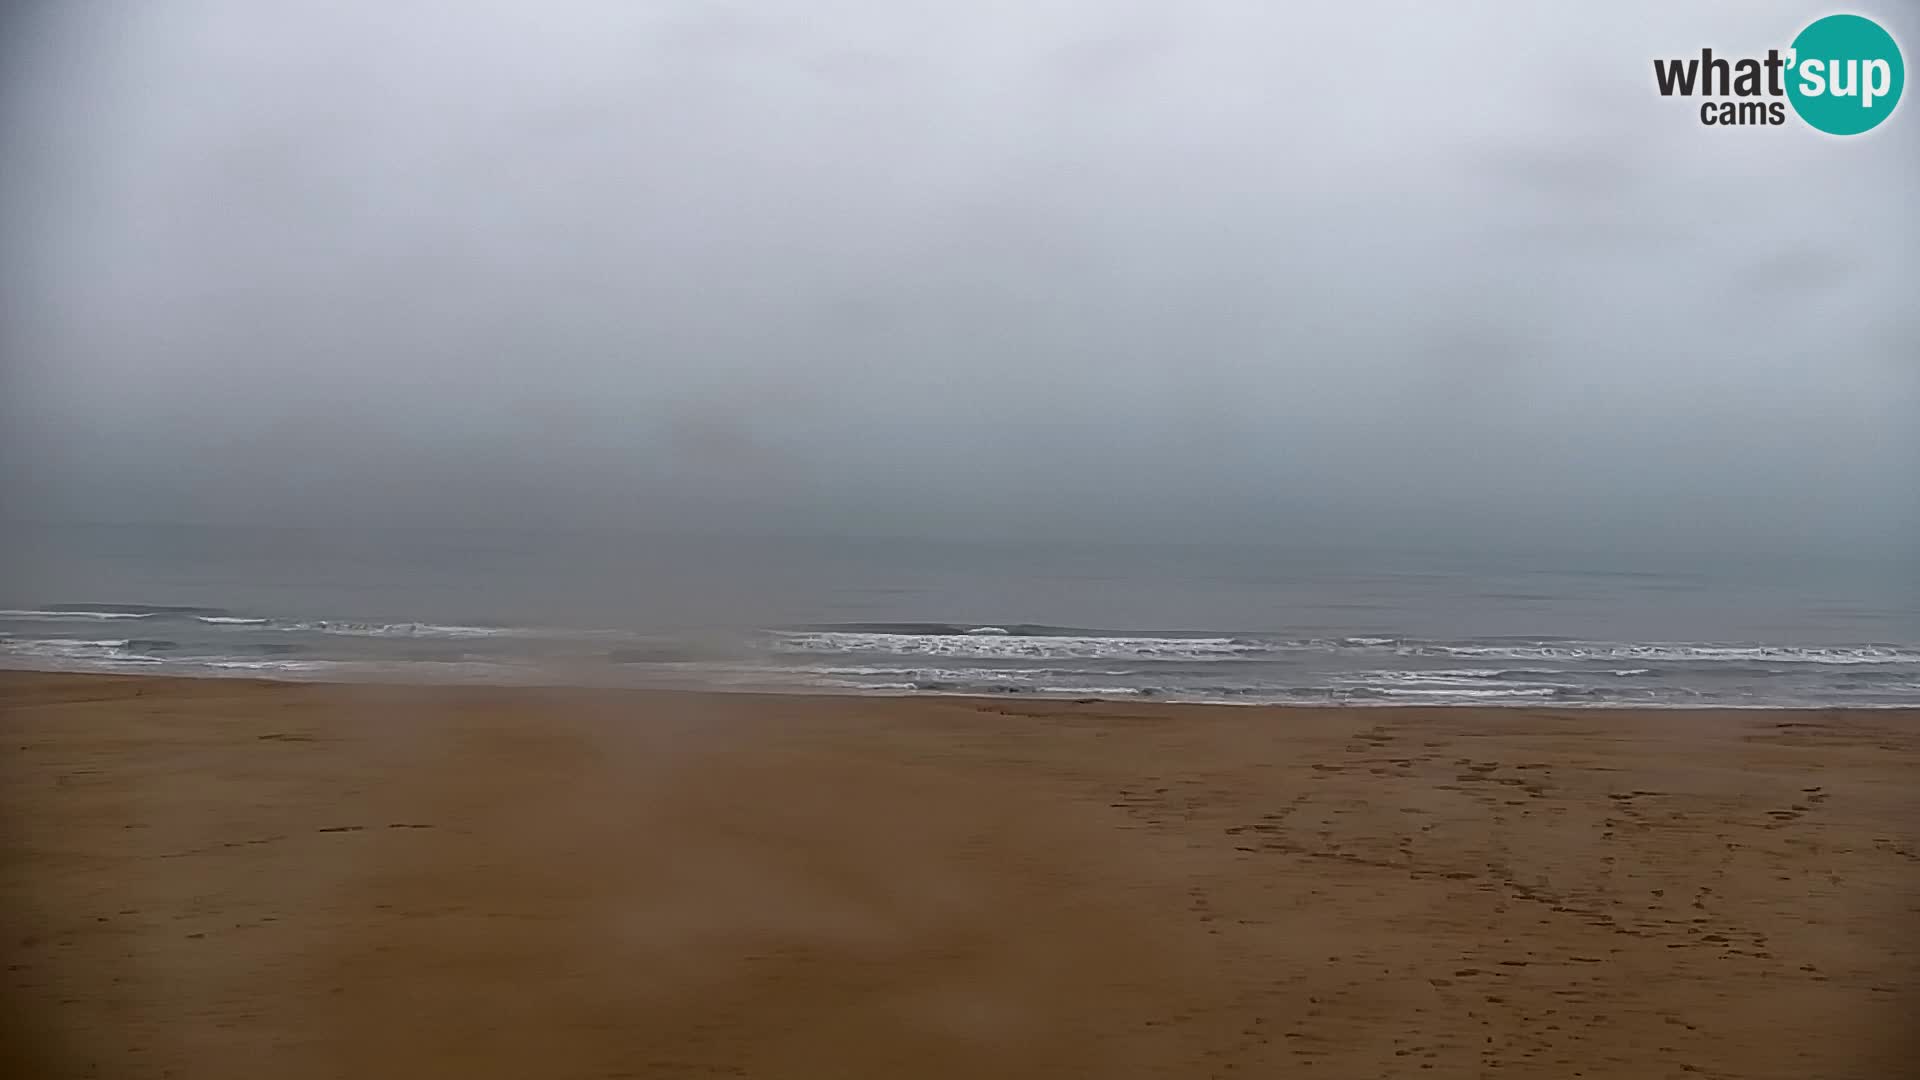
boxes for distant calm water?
[2,523,1916,707]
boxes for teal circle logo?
[1787,14,1904,134]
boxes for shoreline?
[8,610,1919,710]
[4,664,1917,710]
[5,669,1917,1078]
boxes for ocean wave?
[285,621,510,638]
[4,606,1917,709]
[0,640,166,666]
[722,662,1112,681]
[0,603,239,621]
[286,620,629,640]
[192,658,348,673]
[181,657,563,683]
[1347,686,1563,700]
[1339,667,1654,686]
[1408,642,1920,665]
[766,629,1920,667]
[2,637,133,651]
[769,630,1270,662]
[0,609,154,621]
[1340,672,1550,691]
[788,622,1109,637]
[3,646,1916,708]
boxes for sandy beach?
[3,671,1916,1078]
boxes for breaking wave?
[769,630,1270,662]
[3,605,1918,706]
[0,609,154,621]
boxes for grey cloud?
[1,0,1915,554]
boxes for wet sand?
[4,671,1917,1078]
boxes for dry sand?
[3,671,1917,1078]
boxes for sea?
[2,523,1916,708]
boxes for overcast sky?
[2,1,1915,552]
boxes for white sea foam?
[1411,642,1920,665]
[194,658,344,673]
[0,609,153,621]
[1356,686,1560,700]
[770,630,1266,662]
[1351,668,1507,681]
[1343,672,1542,690]
[0,636,162,666]
[792,663,1133,679]
[184,658,559,684]
[287,621,514,638]
[287,620,624,640]
[769,631,1920,667]
[4,608,1917,708]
